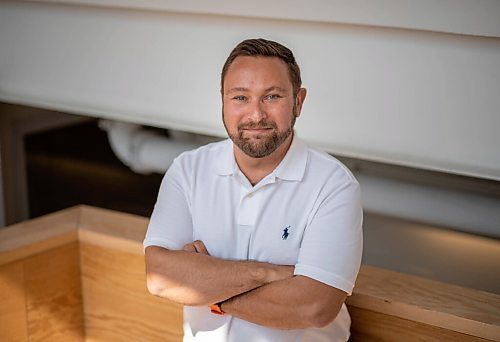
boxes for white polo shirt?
[144,135,363,342]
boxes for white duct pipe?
[357,173,500,239]
[99,120,202,175]
[99,119,500,239]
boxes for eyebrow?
[265,86,287,93]
[225,87,248,95]
[225,86,288,95]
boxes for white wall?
[1,0,500,180]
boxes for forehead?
[224,56,292,90]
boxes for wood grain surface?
[0,205,499,341]
[80,242,183,341]
[24,242,84,341]
[77,205,148,256]
[349,306,492,341]
[347,265,500,340]
[0,206,80,265]
[0,260,28,341]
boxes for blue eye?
[233,95,247,101]
[266,94,281,101]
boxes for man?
[144,38,363,341]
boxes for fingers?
[182,240,209,255]
[269,265,295,283]
[193,240,209,255]
[183,243,197,252]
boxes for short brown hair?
[221,38,302,96]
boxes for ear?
[294,88,307,118]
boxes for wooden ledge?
[346,265,500,340]
[77,205,147,255]
[1,205,499,340]
[0,205,147,266]
[0,206,80,265]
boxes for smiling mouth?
[243,128,272,131]
[241,128,273,135]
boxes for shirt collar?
[273,134,308,182]
[214,134,309,182]
[215,139,238,176]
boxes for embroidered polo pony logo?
[282,226,291,240]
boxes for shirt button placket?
[237,190,259,226]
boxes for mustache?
[238,120,277,130]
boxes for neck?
[233,133,294,186]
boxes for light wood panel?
[348,306,492,342]
[0,260,28,341]
[0,205,499,341]
[78,205,148,255]
[347,265,500,340]
[80,242,183,341]
[0,206,80,265]
[24,242,84,341]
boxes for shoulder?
[173,139,230,169]
[161,139,230,193]
[305,144,359,187]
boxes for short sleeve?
[143,158,193,251]
[294,180,363,295]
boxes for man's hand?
[145,243,294,306]
[182,240,294,283]
[183,240,210,255]
[147,240,344,330]
[179,240,344,330]
[221,275,347,329]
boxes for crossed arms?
[145,240,347,329]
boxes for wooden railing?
[0,205,498,341]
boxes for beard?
[223,105,297,158]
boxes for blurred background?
[1,0,499,294]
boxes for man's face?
[222,56,305,158]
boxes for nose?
[247,99,267,121]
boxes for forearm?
[145,246,292,306]
[221,275,346,329]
